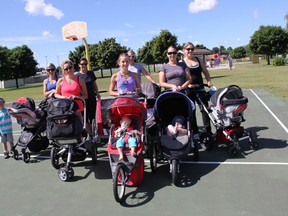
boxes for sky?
[0,0,287,68]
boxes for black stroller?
[151,91,197,185]
[196,85,259,157]
[46,97,95,181]
[8,97,49,163]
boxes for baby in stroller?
[8,97,49,162]
[167,116,188,137]
[114,115,140,160]
[107,96,146,202]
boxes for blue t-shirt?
[0,108,13,134]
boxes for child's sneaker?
[3,151,10,159]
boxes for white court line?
[250,89,288,134]
[3,154,288,166]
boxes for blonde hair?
[183,42,195,50]
[46,63,56,70]
[61,59,73,69]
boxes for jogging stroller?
[107,96,146,203]
[197,85,259,157]
[8,97,49,163]
[152,91,197,185]
[46,97,94,181]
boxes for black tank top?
[183,57,204,85]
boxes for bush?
[272,57,286,66]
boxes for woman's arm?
[109,74,119,96]
[133,73,142,93]
[199,58,212,86]
[159,71,177,90]
[141,67,158,85]
[181,68,192,89]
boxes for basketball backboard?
[62,21,88,41]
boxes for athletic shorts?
[0,133,14,143]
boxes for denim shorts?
[0,133,14,143]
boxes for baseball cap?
[0,97,5,102]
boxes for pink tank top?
[61,76,84,112]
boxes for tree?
[0,46,11,81]
[68,45,86,70]
[249,25,288,65]
[151,30,178,63]
[9,45,38,88]
[137,41,155,72]
[96,38,128,76]
[230,46,247,59]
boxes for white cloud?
[24,0,64,20]
[253,9,259,19]
[188,0,218,14]
[124,23,133,28]
[123,38,129,42]
[42,30,54,38]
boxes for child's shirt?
[0,108,13,134]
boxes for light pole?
[45,56,48,66]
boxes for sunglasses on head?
[167,51,177,55]
[47,68,55,72]
[63,65,73,71]
[186,48,194,51]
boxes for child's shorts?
[0,133,14,144]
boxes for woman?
[109,53,142,96]
[127,49,158,85]
[75,57,101,139]
[54,59,88,113]
[159,45,191,92]
[179,42,214,137]
[43,63,58,98]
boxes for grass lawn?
[1,60,287,105]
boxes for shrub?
[272,57,286,66]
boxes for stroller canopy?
[107,96,147,120]
[210,85,248,109]
[154,91,195,121]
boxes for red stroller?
[107,96,146,203]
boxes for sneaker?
[3,152,10,159]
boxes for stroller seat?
[160,135,189,150]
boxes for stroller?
[46,97,95,181]
[152,91,197,185]
[197,85,259,157]
[8,97,49,163]
[107,96,146,203]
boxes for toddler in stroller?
[107,96,146,203]
[8,97,49,163]
[46,97,95,181]
[198,85,259,157]
[152,91,197,185]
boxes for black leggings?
[187,91,211,134]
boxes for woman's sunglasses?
[63,65,73,71]
[167,51,177,55]
[47,68,55,72]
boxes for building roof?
[193,48,212,55]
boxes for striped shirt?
[0,108,13,134]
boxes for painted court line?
[2,154,288,166]
[250,89,288,134]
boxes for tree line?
[0,25,287,87]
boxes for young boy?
[0,97,14,159]
[114,115,140,160]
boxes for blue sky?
[0,0,287,68]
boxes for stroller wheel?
[58,167,74,182]
[12,149,19,160]
[90,144,98,164]
[113,163,126,203]
[149,144,157,173]
[248,131,259,150]
[171,159,179,186]
[228,147,238,158]
[199,132,214,151]
[51,147,60,169]
[23,152,31,163]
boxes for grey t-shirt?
[128,62,144,82]
[160,63,186,88]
